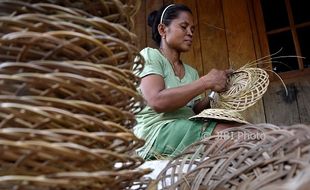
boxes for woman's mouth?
[184,40,192,45]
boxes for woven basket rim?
[190,108,250,124]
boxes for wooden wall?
[263,75,310,125]
[133,0,310,125]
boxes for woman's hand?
[201,69,232,92]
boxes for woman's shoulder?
[140,47,166,67]
[140,47,161,58]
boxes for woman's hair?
[147,4,192,46]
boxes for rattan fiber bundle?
[154,124,310,190]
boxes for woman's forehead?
[173,11,194,25]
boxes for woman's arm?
[140,69,229,113]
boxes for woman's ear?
[158,23,166,39]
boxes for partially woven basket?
[210,67,269,111]
[154,124,310,190]
[193,65,270,125]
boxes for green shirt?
[134,47,201,158]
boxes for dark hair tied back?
[147,4,192,46]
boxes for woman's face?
[165,11,195,52]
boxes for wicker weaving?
[154,124,310,190]
[0,0,150,189]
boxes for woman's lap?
[147,119,216,159]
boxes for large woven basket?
[154,124,310,190]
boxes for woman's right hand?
[202,69,232,92]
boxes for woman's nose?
[187,28,193,36]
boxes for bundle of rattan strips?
[0,31,138,67]
[0,102,129,132]
[0,13,137,44]
[0,95,137,128]
[0,61,139,89]
[0,0,141,29]
[0,73,143,111]
[0,127,143,153]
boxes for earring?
[163,36,166,39]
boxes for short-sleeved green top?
[134,47,201,158]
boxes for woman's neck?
[159,46,181,65]
[159,46,185,80]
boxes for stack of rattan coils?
[0,0,150,189]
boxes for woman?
[134,4,233,159]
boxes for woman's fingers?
[203,68,234,92]
[225,69,234,76]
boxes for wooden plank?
[196,0,229,74]
[296,76,310,124]
[133,0,147,50]
[223,0,266,123]
[263,81,300,125]
[245,0,266,123]
[164,0,174,5]
[174,0,204,76]
[146,0,164,48]
[222,0,256,69]
[239,100,265,124]
[247,0,262,63]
